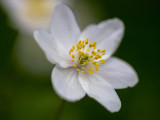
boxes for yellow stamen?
[73,64,76,67]
[89,44,92,47]
[95,66,99,71]
[83,61,88,65]
[72,45,75,49]
[69,38,106,74]
[90,54,93,58]
[92,41,97,46]
[93,46,97,49]
[88,70,94,74]
[96,63,100,66]
[71,59,74,62]
[86,48,90,52]
[83,53,88,57]
[101,49,106,52]
[85,38,88,44]
[97,49,101,52]
[100,59,105,64]
[72,54,75,58]
[92,61,97,65]
[89,67,93,70]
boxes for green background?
[0,0,160,120]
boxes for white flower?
[0,0,72,34]
[34,4,138,112]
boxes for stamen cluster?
[69,38,106,74]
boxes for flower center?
[23,0,54,19]
[69,38,106,74]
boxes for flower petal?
[79,18,124,59]
[34,29,72,68]
[79,72,121,112]
[52,67,86,101]
[97,57,138,89]
[51,4,81,50]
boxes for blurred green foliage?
[0,0,160,120]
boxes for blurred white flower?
[0,0,72,34]
[34,3,138,112]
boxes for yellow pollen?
[101,49,106,52]
[85,38,88,44]
[71,59,74,62]
[90,54,93,58]
[99,55,102,59]
[69,38,106,74]
[72,54,75,58]
[95,66,99,71]
[83,53,88,57]
[92,61,97,65]
[97,49,101,52]
[89,44,92,47]
[79,51,83,56]
[100,59,105,64]
[93,46,97,49]
[76,48,78,51]
[83,61,88,65]
[89,67,93,70]
[94,56,99,59]
[88,70,94,74]
[73,64,76,67]
[91,51,96,55]
[86,48,90,52]
[72,45,75,49]
[92,41,97,46]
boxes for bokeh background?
[0,0,160,120]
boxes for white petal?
[52,67,86,101]
[97,57,138,89]
[34,29,72,68]
[79,18,124,59]
[51,4,81,50]
[79,72,121,112]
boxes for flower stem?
[54,99,66,120]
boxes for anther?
[73,64,77,67]
[97,49,101,52]
[72,54,75,58]
[88,70,93,74]
[100,59,105,64]
[92,61,97,65]
[96,63,100,66]
[92,41,97,46]
[90,54,93,58]
[72,45,75,49]
[95,66,99,71]
[71,59,74,62]
[101,49,106,52]
[93,46,97,49]
[89,67,93,70]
